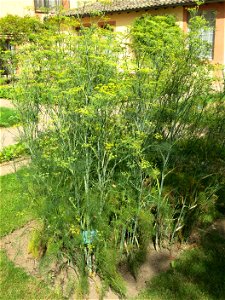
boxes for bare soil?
[210,219,225,238]
[0,221,40,276]
[0,221,183,300]
[2,218,224,299]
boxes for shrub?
[0,143,29,163]
[14,13,222,296]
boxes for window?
[75,23,91,35]
[188,10,216,60]
[98,21,116,31]
[199,11,216,59]
[34,0,62,11]
[75,21,116,35]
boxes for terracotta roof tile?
[68,0,218,16]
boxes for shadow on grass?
[139,222,225,300]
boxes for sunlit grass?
[0,251,62,300]
[0,107,20,127]
[0,168,63,299]
[0,168,33,237]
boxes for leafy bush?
[14,13,223,296]
[0,143,29,163]
[0,15,51,80]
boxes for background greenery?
[0,107,20,127]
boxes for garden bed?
[0,220,184,299]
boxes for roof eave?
[68,0,224,17]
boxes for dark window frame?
[34,0,62,12]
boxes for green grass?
[138,230,225,300]
[0,168,63,299]
[0,168,33,237]
[0,251,62,300]
[0,107,20,127]
[0,84,14,99]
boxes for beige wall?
[114,7,183,33]
[0,0,35,17]
[224,6,225,64]
[82,6,184,33]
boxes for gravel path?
[0,98,15,108]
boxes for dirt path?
[0,126,23,150]
[0,98,14,108]
[0,157,30,176]
[0,99,52,150]
[0,220,181,300]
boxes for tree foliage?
[0,15,45,44]
[0,14,77,79]
[0,15,45,79]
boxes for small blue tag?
[82,230,96,244]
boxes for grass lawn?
[138,230,225,300]
[0,107,20,127]
[0,251,62,300]
[0,85,14,99]
[0,168,63,299]
[0,168,33,237]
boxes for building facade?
[70,0,225,65]
[1,0,224,65]
[0,0,77,17]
